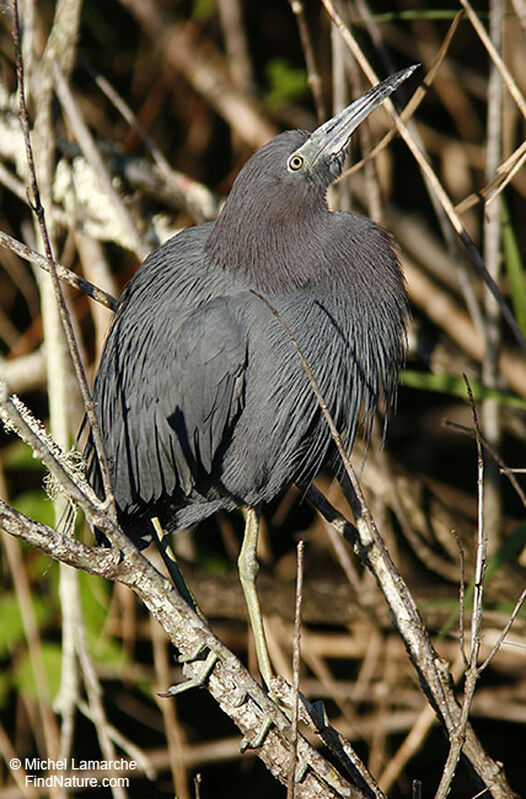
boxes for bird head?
[284,64,419,188]
[206,65,418,286]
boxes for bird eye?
[288,154,304,171]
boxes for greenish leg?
[152,516,204,619]
[238,507,274,690]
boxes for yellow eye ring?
[288,154,304,171]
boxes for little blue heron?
[88,66,416,689]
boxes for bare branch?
[0,229,117,311]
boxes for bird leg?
[151,516,204,619]
[238,506,274,691]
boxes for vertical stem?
[330,17,351,211]
[287,540,305,799]
[482,0,504,556]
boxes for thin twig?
[52,61,148,259]
[287,540,305,799]
[478,586,526,671]
[0,229,117,310]
[455,140,526,214]
[464,376,487,667]
[289,0,326,122]
[451,529,468,669]
[442,419,526,509]
[433,376,488,799]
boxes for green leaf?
[501,197,526,336]
[264,58,308,110]
[14,643,63,701]
[0,593,52,656]
[399,370,526,409]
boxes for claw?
[310,699,329,732]
[294,759,309,783]
[239,716,273,751]
[178,642,208,664]
[159,649,218,697]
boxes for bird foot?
[239,715,273,751]
[159,647,218,697]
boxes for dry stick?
[459,0,526,120]
[29,4,82,770]
[478,585,526,671]
[287,540,305,799]
[470,382,488,668]
[485,147,526,207]
[250,292,517,799]
[339,10,464,184]
[150,617,191,799]
[11,1,116,514]
[433,377,488,799]
[321,0,526,357]
[443,419,526,509]
[289,0,327,122]
[80,58,219,223]
[332,10,354,213]
[455,140,526,214]
[451,529,469,670]
[0,230,117,311]
[52,62,148,260]
[75,596,128,799]
[0,719,37,799]
[352,0,483,338]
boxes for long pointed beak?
[294,65,419,170]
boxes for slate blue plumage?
[88,69,415,550]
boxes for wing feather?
[90,296,247,514]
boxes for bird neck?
[204,197,331,292]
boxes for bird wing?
[165,297,247,490]
[109,296,248,509]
